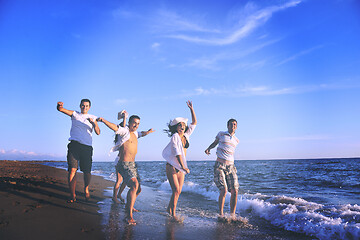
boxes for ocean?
[42,158,360,239]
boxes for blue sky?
[1,0,360,161]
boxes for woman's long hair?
[163,120,189,137]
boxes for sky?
[1,0,360,161]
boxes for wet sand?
[0,160,113,240]
[0,160,312,240]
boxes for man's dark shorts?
[116,161,141,185]
[67,141,93,173]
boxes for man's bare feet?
[84,188,91,201]
[67,196,77,203]
[124,217,136,225]
[85,193,90,201]
[112,197,121,203]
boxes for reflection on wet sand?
[165,216,186,240]
[105,201,134,240]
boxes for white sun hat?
[170,117,188,126]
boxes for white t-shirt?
[215,131,239,162]
[69,111,97,146]
[162,124,196,174]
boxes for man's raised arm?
[57,101,74,117]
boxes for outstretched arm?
[140,128,155,137]
[57,101,74,117]
[205,138,219,155]
[97,117,119,132]
[187,100,197,125]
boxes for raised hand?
[187,100,197,125]
[57,101,64,110]
[186,100,193,109]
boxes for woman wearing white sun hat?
[162,100,197,220]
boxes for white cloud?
[277,45,325,66]
[183,83,358,98]
[151,42,161,51]
[180,38,280,70]
[165,1,301,45]
[153,9,220,33]
[0,149,63,160]
[115,98,129,105]
[186,57,220,71]
[232,60,267,71]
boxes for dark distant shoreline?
[2,156,358,162]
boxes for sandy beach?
[0,160,315,240]
[0,160,113,240]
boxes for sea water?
[43,158,360,239]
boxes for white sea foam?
[158,180,360,239]
[91,169,105,175]
[159,180,222,202]
[236,194,360,240]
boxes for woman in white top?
[162,101,197,220]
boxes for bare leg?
[166,164,184,218]
[118,180,126,203]
[113,172,123,203]
[68,168,77,201]
[132,184,141,212]
[218,188,227,216]
[125,178,139,224]
[84,172,91,200]
[229,189,247,224]
[230,189,238,215]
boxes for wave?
[239,195,360,239]
[159,180,220,201]
[158,180,360,240]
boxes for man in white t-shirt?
[205,119,243,222]
[57,99,100,202]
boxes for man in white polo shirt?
[205,119,242,221]
[57,99,100,202]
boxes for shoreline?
[0,160,314,240]
[0,160,113,240]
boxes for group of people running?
[57,99,242,225]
